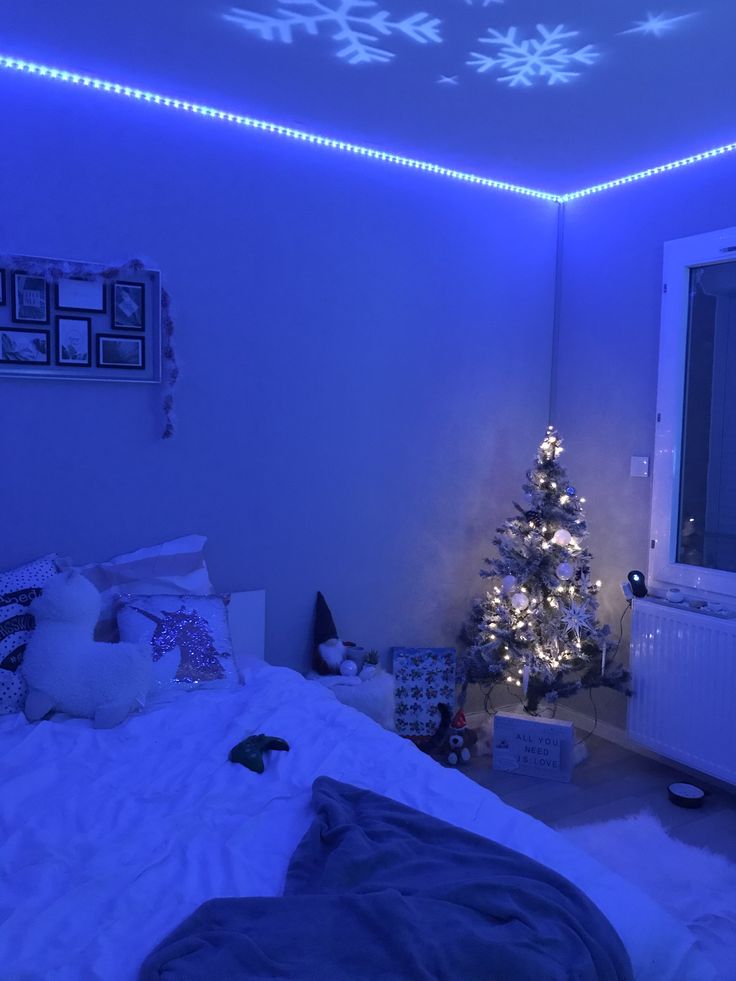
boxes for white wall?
[0,79,558,667]
[555,153,736,726]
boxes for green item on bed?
[228,734,290,773]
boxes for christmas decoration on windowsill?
[460,426,632,716]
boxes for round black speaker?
[668,782,705,808]
[627,570,648,598]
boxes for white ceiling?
[3,0,735,191]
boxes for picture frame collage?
[0,259,161,383]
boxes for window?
[650,227,736,596]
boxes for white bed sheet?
[0,656,712,981]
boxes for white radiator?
[628,597,736,785]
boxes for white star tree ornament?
[560,599,594,642]
[620,12,697,38]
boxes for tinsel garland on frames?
[0,254,178,438]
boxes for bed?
[0,591,713,980]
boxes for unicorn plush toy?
[21,570,152,728]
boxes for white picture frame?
[56,277,106,313]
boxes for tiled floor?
[461,734,736,862]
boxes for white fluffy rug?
[563,813,736,980]
[308,670,396,731]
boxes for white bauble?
[556,562,573,581]
[501,575,517,595]
[552,528,572,547]
[339,659,359,677]
[511,592,529,611]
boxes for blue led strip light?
[561,142,736,202]
[2,54,735,202]
[0,54,557,202]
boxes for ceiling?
[3,0,735,192]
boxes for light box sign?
[493,711,574,782]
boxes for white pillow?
[117,594,240,694]
[79,535,213,641]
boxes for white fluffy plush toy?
[21,570,152,728]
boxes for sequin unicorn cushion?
[117,595,240,694]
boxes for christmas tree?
[461,426,631,715]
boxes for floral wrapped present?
[391,647,456,736]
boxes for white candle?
[601,642,607,676]
[522,664,530,695]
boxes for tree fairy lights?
[0,52,734,202]
[460,426,631,715]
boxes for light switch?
[630,456,649,478]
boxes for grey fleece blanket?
[140,777,633,980]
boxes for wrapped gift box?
[391,647,456,736]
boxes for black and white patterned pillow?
[0,668,27,715]
[0,554,61,672]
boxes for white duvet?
[0,657,712,980]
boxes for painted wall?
[0,78,558,668]
[555,153,736,727]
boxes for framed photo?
[0,327,50,365]
[55,316,91,367]
[112,281,145,330]
[55,278,106,313]
[0,255,160,382]
[97,333,145,370]
[12,272,50,324]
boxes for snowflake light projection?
[461,1,504,6]
[620,11,696,38]
[467,24,599,87]
[224,0,442,65]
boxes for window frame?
[650,225,736,597]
